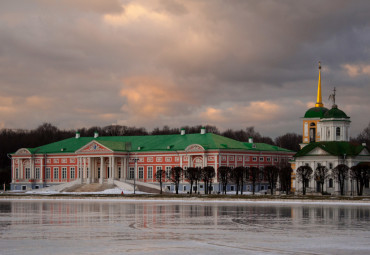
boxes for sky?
[0,0,370,138]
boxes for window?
[138,166,144,179]
[183,186,187,191]
[230,185,234,191]
[329,163,333,169]
[166,166,172,179]
[266,157,271,162]
[53,167,59,179]
[54,159,59,163]
[129,167,134,179]
[15,168,19,179]
[70,167,75,179]
[156,157,162,162]
[118,167,121,179]
[97,168,100,179]
[329,178,333,188]
[274,158,278,162]
[252,157,257,162]
[147,157,153,162]
[25,168,30,179]
[147,166,153,179]
[165,157,171,162]
[35,167,40,179]
[46,167,51,179]
[62,167,67,179]
[336,127,341,139]
[259,157,264,162]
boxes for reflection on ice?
[0,200,369,254]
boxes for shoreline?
[1,194,370,205]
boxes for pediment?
[15,148,31,155]
[307,147,330,156]
[359,148,370,156]
[185,144,205,152]
[76,141,113,154]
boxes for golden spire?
[315,61,324,107]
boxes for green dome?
[323,105,349,119]
[304,107,329,118]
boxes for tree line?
[155,162,293,195]
[296,163,370,196]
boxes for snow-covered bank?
[1,195,370,206]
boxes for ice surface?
[0,199,369,255]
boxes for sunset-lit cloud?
[342,64,370,77]
[0,0,370,137]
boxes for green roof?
[322,105,350,119]
[303,107,329,118]
[295,141,368,157]
[17,133,293,154]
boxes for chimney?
[75,132,80,139]
[181,128,185,135]
[248,137,253,143]
[200,127,206,135]
[94,131,99,138]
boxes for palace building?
[10,128,294,192]
[292,63,370,195]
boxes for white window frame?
[138,166,144,179]
[46,167,51,179]
[147,166,153,179]
[70,167,75,179]
[35,167,40,179]
[25,168,31,179]
[53,167,59,180]
[62,167,67,179]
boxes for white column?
[83,157,87,180]
[121,158,124,180]
[11,158,14,181]
[112,156,115,180]
[100,157,104,184]
[20,159,23,179]
[41,157,44,181]
[87,157,91,184]
[31,158,34,179]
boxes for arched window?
[309,123,316,142]
[336,127,341,140]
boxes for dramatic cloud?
[0,0,370,137]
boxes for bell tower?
[301,62,329,147]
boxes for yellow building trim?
[315,62,324,107]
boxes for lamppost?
[133,158,139,194]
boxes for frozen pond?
[0,199,369,255]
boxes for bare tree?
[218,166,231,194]
[231,166,245,195]
[279,165,292,195]
[350,164,369,196]
[314,165,329,195]
[202,166,215,194]
[185,167,199,194]
[296,165,313,195]
[264,165,279,195]
[169,167,183,194]
[155,169,166,194]
[332,164,349,196]
[249,167,260,195]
